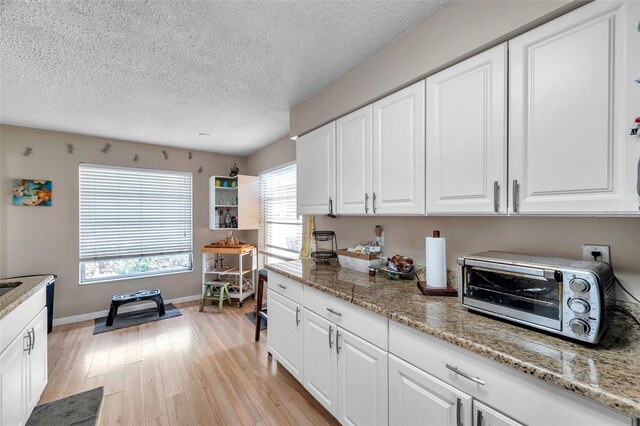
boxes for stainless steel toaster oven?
[458,251,616,344]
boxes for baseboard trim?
[52,294,201,326]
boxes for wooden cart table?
[202,245,257,307]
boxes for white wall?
[0,125,254,318]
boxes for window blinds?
[79,164,192,261]
[259,164,301,261]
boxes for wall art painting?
[12,179,52,206]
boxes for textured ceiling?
[0,0,450,155]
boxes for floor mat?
[245,311,267,330]
[93,303,181,334]
[27,387,103,426]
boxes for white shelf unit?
[209,175,259,230]
[201,246,257,307]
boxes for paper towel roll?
[426,235,447,288]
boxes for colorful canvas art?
[12,179,52,206]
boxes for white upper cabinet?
[373,80,426,215]
[297,122,336,215]
[426,43,507,215]
[509,0,640,214]
[336,105,373,215]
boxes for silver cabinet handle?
[329,325,333,349]
[30,327,35,351]
[326,307,342,317]
[456,398,463,426]
[329,196,333,215]
[512,180,519,213]
[336,330,341,354]
[24,331,32,354]
[295,307,300,326]
[493,181,499,213]
[446,364,485,386]
[372,192,377,213]
[365,193,369,214]
[277,284,287,290]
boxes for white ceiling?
[0,1,450,156]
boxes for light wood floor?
[42,300,338,426]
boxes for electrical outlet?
[582,244,611,263]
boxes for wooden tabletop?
[202,244,256,254]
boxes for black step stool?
[106,289,165,326]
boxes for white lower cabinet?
[389,354,471,426]
[473,401,523,426]
[267,290,303,381]
[337,328,387,426]
[302,308,338,416]
[0,306,48,426]
[0,329,27,426]
[302,307,388,425]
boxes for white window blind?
[260,164,301,262]
[79,164,192,283]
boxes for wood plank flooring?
[43,300,338,426]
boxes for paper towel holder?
[417,229,458,297]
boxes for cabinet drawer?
[389,321,632,426]
[304,285,387,350]
[268,272,303,305]
[0,286,46,354]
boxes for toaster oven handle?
[462,259,546,278]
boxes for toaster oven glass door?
[462,265,562,330]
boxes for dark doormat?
[93,303,181,335]
[27,386,103,426]
[245,311,267,330]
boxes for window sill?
[79,268,194,285]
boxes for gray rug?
[246,311,267,330]
[93,303,181,335]
[27,387,103,426]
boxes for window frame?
[78,163,194,284]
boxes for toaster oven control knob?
[569,278,590,293]
[568,298,591,314]
[569,318,590,335]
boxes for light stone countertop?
[266,260,640,419]
[0,275,53,321]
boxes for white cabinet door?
[373,81,426,215]
[509,1,639,214]
[297,122,336,215]
[267,291,303,381]
[303,308,338,416]
[26,308,48,413]
[337,328,388,426]
[474,401,523,426]
[389,354,471,426]
[336,105,373,215]
[0,332,27,426]
[426,44,507,214]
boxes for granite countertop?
[0,275,54,321]
[266,260,640,419]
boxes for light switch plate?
[582,244,611,264]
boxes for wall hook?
[188,152,193,160]
[101,143,112,153]
[133,154,139,162]
[198,166,204,174]
[67,144,75,154]
[162,150,169,160]
[23,147,33,156]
